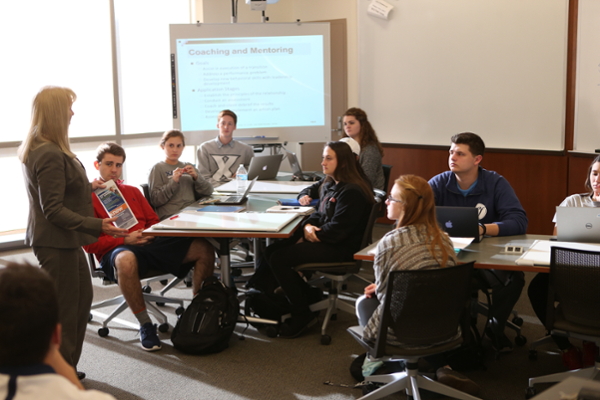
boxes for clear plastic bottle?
[236,164,248,194]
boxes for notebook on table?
[213,177,258,205]
[284,149,324,182]
[247,154,284,180]
[556,206,600,243]
[435,206,481,243]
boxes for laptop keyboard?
[221,195,242,203]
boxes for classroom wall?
[195,0,589,235]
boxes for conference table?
[354,234,553,273]
[142,188,310,288]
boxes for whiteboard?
[574,0,600,152]
[357,0,568,150]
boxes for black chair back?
[382,164,392,193]
[374,262,475,357]
[140,183,157,212]
[549,246,600,329]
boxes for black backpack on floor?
[171,276,239,355]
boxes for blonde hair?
[394,174,456,268]
[18,86,77,163]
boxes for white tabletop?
[216,180,311,194]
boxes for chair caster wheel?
[142,285,152,294]
[330,313,337,321]
[528,350,538,360]
[158,323,169,333]
[160,279,168,286]
[512,316,524,326]
[265,326,278,338]
[88,313,93,322]
[525,387,536,399]
[98,327,109,337]
[321,335,331,345]
[515,335,527,346]
[156,302,165,307]
[185,280,192,288]
[176,306,185,316]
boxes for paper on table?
[450,237,475,252]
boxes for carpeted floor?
[0,225,587,399]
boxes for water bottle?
[236,164,248,194]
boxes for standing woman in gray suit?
[18,86,127,374]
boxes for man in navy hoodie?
[429,132,528,352]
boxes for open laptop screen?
[435,206,480,243]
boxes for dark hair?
[322,141,374,202]
[451,132,485,157]
[584,155,600,193]
[160,129,186,148]
[96,142,126,163]
[394,175,456,268]
[218,109,237,125]
[0,263,59,366]
[343,107,384,156]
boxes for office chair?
[526,246,600,398]
[347,263,481,400]
[295,193,382,345]
[87,252,185,337]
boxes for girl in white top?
[148,130,213,220]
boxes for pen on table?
[169,215,179,220]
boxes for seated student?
[252,141,374,338]
[0,263,116,400]
[197,109,254,187]
[83,142,215,352]
[355,175,480,396]
[297,137,361,206]
[428,132,528,352]
[148,130,213,220]
[527,155,600,370]
[343,107,385,190]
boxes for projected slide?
[175,35,325,131]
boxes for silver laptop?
[247,154,283,180]
[435,206,481,243]
[284,149,324,181]
[556,206,600,243]
[213,177,258,205]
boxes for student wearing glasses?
[197,109,254,187]
[355,175,480,396]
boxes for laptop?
[284,149,324,181]
[435,206,481,243]
[213,177,258,205]
[556,206,600,243]
[247,154,283,180]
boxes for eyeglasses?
[387,195,402,203]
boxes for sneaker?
[139,322,162,351]
[582,341,599,367]
[436,367,481,396]
[561,345,583,370]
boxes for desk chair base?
[526,332,600,398]
[359,362,482,400]
[91,287,184,337]
[526,361,600,398]
[308,271,357,345]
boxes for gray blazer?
[22,142,102,248]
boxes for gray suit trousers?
[34,246,93,369]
